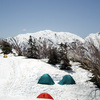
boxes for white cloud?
[22,28,27,32]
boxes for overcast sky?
[0,0,100,38]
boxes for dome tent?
[37,93,54,100]
[58,75,76,85]
[4,54,7,58]
[38,74,55,85]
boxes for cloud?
[22,28,27,32]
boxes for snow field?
[0,56,100,100]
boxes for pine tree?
[27,36,33,58]
[48,47,59,65]
[32,39,39,58]
[1,40,12,54]
[27,36,39,58]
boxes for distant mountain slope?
[6,30,84,49]
[6,30,100,52]
[84,32,100,49]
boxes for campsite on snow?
[0,30,100,100]
[0,55,99,100]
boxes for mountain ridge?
[6,30,100,50]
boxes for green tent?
[38,74,55,85]
[58,75,76,85]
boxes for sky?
[0,0,100,38]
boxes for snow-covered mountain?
[6,30,100,54]
[0,31,100,100]
[84,32,100,49]
[6,30,84,49]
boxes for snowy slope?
[6,30,84,49]
[0,55,99,100]
[85,32,100,49]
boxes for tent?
[4,54,7,58]
[37,93,54,100]
[58,75,76,85]
[38,74,55,85]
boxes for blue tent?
[58,75,76,85]
[38,74,55,85]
